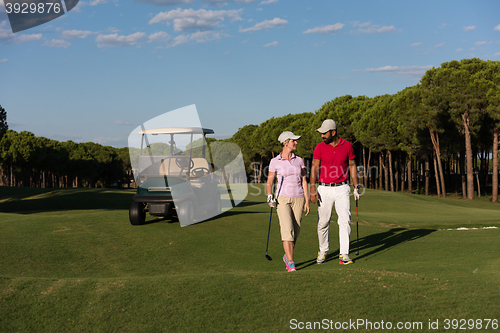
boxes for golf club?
[355,199,359,255]
[265,207,273,260]
[265,176,283,261]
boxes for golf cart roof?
[139,127,214,135]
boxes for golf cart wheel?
[210,194,222,215]
[129,201,146,225]
[178,201,194,224]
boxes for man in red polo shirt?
[310,119,360,265]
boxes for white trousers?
[317,184,351,255]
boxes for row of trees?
[1,58,499,201]
[0,128,131,188]
[227,58,500,202]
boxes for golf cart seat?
[191,158,210,177]
[159,157,190,177]
[190,158,211,189]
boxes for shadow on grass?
[0,186,258,215]
[296,228,436,270]
[140,209,261,226]
[0,187,134,214]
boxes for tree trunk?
[380,152,388,191]
[425,159,430,196]
[363,146,367,188]
[493,127,499,202]
[476,172,481,198]
[462,112,474,200]
[433,152,441,197]
[388,150,394,192]
[454,153,459,196]
[407,155,412,193]
[367,149,372,189]
[416,160,421,193]
[400,153,405,193]
[395,152,399,192]
[459,150,466,199]
[429,128,446,197]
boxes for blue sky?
[1,0,500,148]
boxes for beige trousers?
[276,196,304,242]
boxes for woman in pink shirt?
[266,131,310,272]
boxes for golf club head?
[265,254,272,261]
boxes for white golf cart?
[129,127,222,226]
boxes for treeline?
[227,58,500,202]
[0,130,132,188]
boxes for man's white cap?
[316,119,337,133]
[278,131,301,143]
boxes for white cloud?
[263,41,278,47]
[0,27,14,40]
[0,58,7,62]
[202,0,257,5]
[435,42,445,48]
[149,8,243,32]
[96,32,147,47]
[89,0,106,5]
[190,30,222,42]
[352,22,397,34]
[202,0,227,6]
[61,30,94,39]
[148,31,169,42]
[261,0,278,4]
[170,34,190,47]
[44,39,71,47]
[475,41,487,46]
[360,25,396,33]
[439,23,448,29]
[303,23,344,34]
[354,65,433,77]
[456,48,463,52]
[239,17,287,32]
[164,30,223,47]
[495,24,500,31]
[134,0,195,6]
[411,42,421,47]
[13,34,42,43]
[463,26,475,31]
[495,52,500,56]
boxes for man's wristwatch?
[354,185,359,189]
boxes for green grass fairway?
[1,185,500,332]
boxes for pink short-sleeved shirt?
[269,153,305,198]
[313,138,355,183]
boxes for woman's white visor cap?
[278,131,301,143]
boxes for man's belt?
[317,181,348,187]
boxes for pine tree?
[0,105,7,139]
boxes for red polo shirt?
[313,137,355,183]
